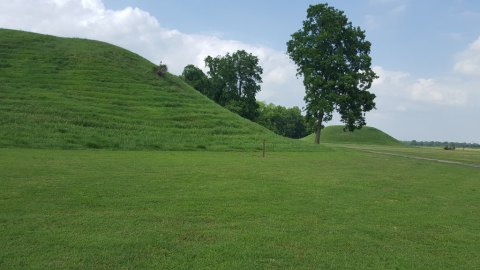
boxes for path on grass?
[357,149,480,169]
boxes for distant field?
[1,148,479,269]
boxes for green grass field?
[1,29,479,269]
[1,148,479,269]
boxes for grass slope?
[302,125,401,145]
[0,29,314,151]
[1,148,479,269]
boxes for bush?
[444,144,456,151]
[155,61,168,77]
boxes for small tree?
[287,4,377,144]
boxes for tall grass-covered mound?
[302,125,401,145]
[0,29,317,151]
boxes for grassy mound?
[0,29,317,151]
[302,125,401,145]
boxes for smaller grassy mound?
[302,125,401,145]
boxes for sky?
[1,0,479,142]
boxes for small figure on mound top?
[156,61,168,77]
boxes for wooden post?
[263,139,266,158]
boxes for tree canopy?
[181,64,211,98]
[204,50,263,120]
[287,3,377,144]
[256,102,309,139]
[182,50,263,121]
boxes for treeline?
[181,50,310,139]
[256,102,309,139]
[403,140,480,149]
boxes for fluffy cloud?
[0,0,305,108]
[454,37,480,76]
[410,78,468,106]
[367,63,480,141]
[373,66,471,108]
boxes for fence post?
[263,139,266,158]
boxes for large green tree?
[205,50,263,120]
[287,3,377,144]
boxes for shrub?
[444,144,456,151]
[155,61,168,77]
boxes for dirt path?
[358,149,480,169]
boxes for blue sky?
[102,0,480,77]
[1,0,479,142]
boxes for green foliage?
[204,50,263,120]
[181,64,211,97]
[0,29,316,151]
[287,3,377,143]
[444,144,456,151]
[302,125,401,145]
[406,140,480,149]
[1,148,479,268]
[256,102,309,139]
[155,61,168,76]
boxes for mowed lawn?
[1,148,479,269]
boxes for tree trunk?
[314,114,323,144]
[238,79,243,97]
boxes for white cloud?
[0,0,304,108]
[410,78,467,106]
[454,37,480,76]
[372,66,470,108]
[365,65,479,142]
[373,66,410,89]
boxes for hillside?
[302,125,401,145]
[0,29,317,151]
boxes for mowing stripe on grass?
[355,149,480,169]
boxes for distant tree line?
[403,140,480,149]
[181,51,309,139]
[256,102,310,139]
